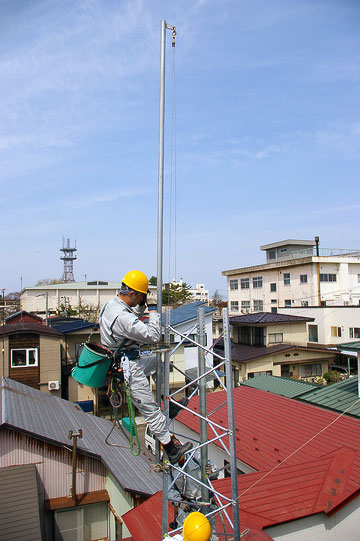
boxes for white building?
[223,239,360,315]
[277,305,360,347]
[20,281,157,317]
[164,279,209,304]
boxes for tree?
[149,276,157,286]
[210,290,223,307]
[162,282,193,307]
[35,278,65,286]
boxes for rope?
[235,395,360,503]
[125,381,141,456]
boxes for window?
[230,301,239,312]
[308,325,318,342]
[55,503,108,541]
[241,278,249,289]
[253,276,263,288]
[270,283,277,292]
[331,326,342,337]
[301,301,309,307]
[241,300,250,312]
[229,279,238,290]
[358,274,360,283]
[320,273,337,282]
[300,363,322,378]
[253,300,263,312]
[285,299,291,307]
[280,248,287,253]
[284,273,291,285]
[269,250,276,260]
[268,333,283,344]
[271,307,277,313]
[11,348,38,367]
[300,274,308,284]
[248,370,272,379]
[321,300,327,307]
[281,364,290,377]
[349,328,360,339]
[271,299,277,303]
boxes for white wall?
[265,495,360,540]
[277,306,360,345]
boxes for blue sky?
[1,0,359,298]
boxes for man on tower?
[99,270,192,464]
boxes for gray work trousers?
[128,353,170,444]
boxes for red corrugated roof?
[123,447,360,540]
[176,387,360,472]
[123,432,360,541]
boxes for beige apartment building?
[223,239,360,315]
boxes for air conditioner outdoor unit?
[48,381,60,391]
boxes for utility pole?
[69,429,83,501]
[156,19,176,462]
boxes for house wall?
[277,306,360,346]
[106,472,135,539]
[265,494,360,540]
[0,428,106,500]
[68,377,97,403]
[0,336,9,377]
[239,349,335,381]
[39,335,61,396]
[8,333,40,389]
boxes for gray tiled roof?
[229,312,314,325]
[0,464,42,541]
[240,374,319,398]
[0,378,161,496]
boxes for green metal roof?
[299,377,360,417]
[240,374,319,398]
[336,341,360,352]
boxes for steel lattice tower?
[60,237,77,282]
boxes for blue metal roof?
[52,320,98,334]
[161,302,216,327]
[0,378,161,496]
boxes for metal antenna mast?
[60,237,77,282]
[156,19,177,462]
[155,20,241,538]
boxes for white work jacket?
[99,296,161,351]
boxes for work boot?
[169,397,189,420]
[163,436,193,464]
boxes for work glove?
[180,503,191,512]
[205,464,213,476]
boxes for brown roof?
[0,323,62,337]
[229,312,314,326]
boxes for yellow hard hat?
[182,512,211,541]
[122,270,149,294]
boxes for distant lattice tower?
[60,237,77,282]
